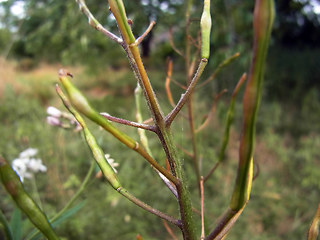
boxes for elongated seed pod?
[57,72,178,185]
[0,157,59,240]
[58,69,136,149]
[230,0,275,211]
[200,0,212,59]
[58,69,96,118]
[82,125,122,189]
[56,87,122,190]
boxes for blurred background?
[0,0,319,239]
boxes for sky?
[1,0,320,17]
[0,0,25,17]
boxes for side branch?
[118,187,181,227]
[204,73,247,182]
[75,0,122,44]
[205,208,244,240]
[100,112,156,132]
[165,58,175,107]
[56,86,180,227]
[57,71,178,186]
[169,27,184,57]
[136,21,156,45]
[165,59,208,127]
[197,52,240,89]
[196,89,228,133]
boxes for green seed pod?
[83,126,122,189]
[200,0,212,59]
[0,157,59,240]
[58,69,96,119]
[229,0,275,211]
[55,88,122,190]
[58,70,137,149]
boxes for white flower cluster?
[12,148,47,182]
[105,154,119,173]
[95,154,119,179]
[46,106,82,131]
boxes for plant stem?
[117,187,181,227]
[0,157,59,240]
[57,87,180,227]
[135,85,178,198]
[230,0,275,211]
[100,113,155,132]
[206,0,275,238]
[200,177,205,239]
[197,52,240,89]
[57,74,178,185]
[129,43,165,125]
[204,73,247,182]
[135,21,156,45]
[184,1,198,184]
[157,128,197,240]
[187,98,201,185]
[76,0,122,44]
[108,2,198,238]
[166,59,208,126]
[196,89,228,134]
[30,174,43,210]
[204,207,244,240]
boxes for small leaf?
[29,201,86,240]
[10,208,22,240]
[0,209,13,240]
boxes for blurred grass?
[0,58,319,239]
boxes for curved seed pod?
[58,69,96,118]
[80,122,122,190]
[230,0,275,211]
[58,69,136,149]
[200,0,212,59]
[56,87,121,190]
[0,157,59,240]
[108,0,135,44]
[56,88,180,227]
[57,73,178,185]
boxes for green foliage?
[0,28,12,54]
[266,47,320,105]
[10,208,22,240]
[1,62,319,239]
[1,0,320,239]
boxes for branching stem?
[166,59,208,127]
[57,86,180,227]
[136,21,156,45]
[100,112,156,132]
[76,0,122,44]
[117,187,181,227]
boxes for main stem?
[129,44,164,125]
[129,45,197,239]
[157,127,197,240]
[109,2,197,236]
[125,32,196,240]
